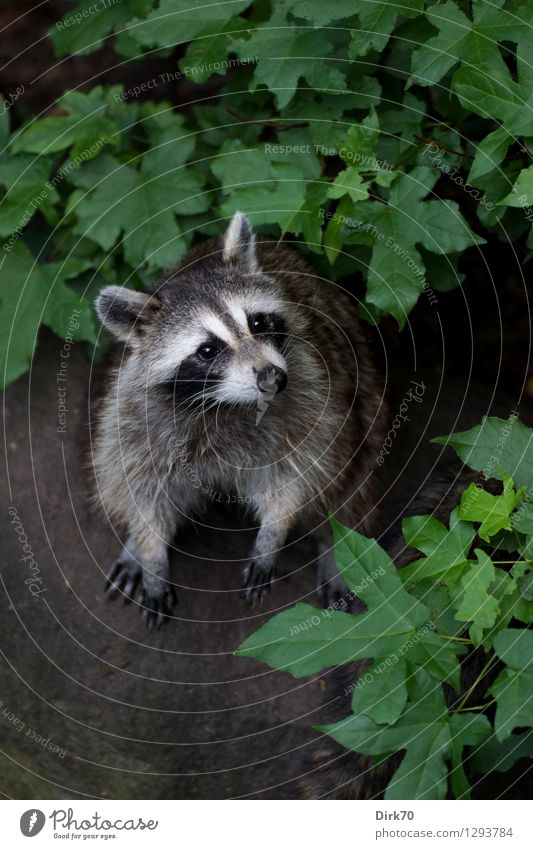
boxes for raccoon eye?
[250,313,271,334]
[197,344,219,361]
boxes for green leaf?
[286,0,358,27]
[282,180,329,249]
[14,88,120,158]
[493,628,533,668]
[349,1,401,57]
[177,18,249,83]
[322,195,351,264]
[432,415,533,490]
[469,730,533,774]
[402,514,449,554]
[346,166,483,327]
[327,166,368,203]
[74,153,208,270]
[448,712,492,799]
[352,658,407,724]
[321,676,490,800]
[339,107,380,164]
[411,0,521,89]
[232,26,345,109]
[131,0,252,49]
[0,243,95,388]
[401,509,475,586]
[410,2,472,88]
[459,473,524,542]
[406,629,462,691]
[517,29,533,88]
[512,501,533,536]
[330,517,424,615]
[455,550,499,645]
[499,164,533,208]
[219,162,307,234]
[490,629,533,740]
[0,244,48,387]
[320,699,475,800]
[415,199,486,255]
[469,128,513,184]
[237,521,440,678]
[452,66,525,125]
[211,139,272,188]
[0,155,56,237]
[236,602,425,678]
[51,0,152,57]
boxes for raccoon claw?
[140,586,177,630]
[240,561,275,606]
[105,559,142,603]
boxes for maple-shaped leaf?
[410,0,524,88]
[433,416,533,490]
[0,154,57,237]
[320,676,489,799]
[401,507,475,586]
[459,473,525,542]
[236,521,460,696]
[343,166,483,327]
[490,629,533,740]
[51,0,152,57]
[74,145,208,270]
[231,25,346,109]
[499,164,533,208]
[129,0,252,50]
[13,88,120,159]
[0,243,96,388]
[455,550,500,645]
[350,0,423,59]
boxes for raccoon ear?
[95,285,158,343]
[222,211,258,272]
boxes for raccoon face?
[95,212,289,410]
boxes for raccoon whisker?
[214,401,224,432]
[172,387,218,408]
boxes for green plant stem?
[441,635,473,643]
[492,559,533,565]
[454,699,496,713]
[453,654,498,713]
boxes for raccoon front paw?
[240,561,275,606]
[314,557,350,609]
[140,583,177,630]
[105,557,142,603]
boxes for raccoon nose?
[255,365,287,394]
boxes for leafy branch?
[236,416,533,799]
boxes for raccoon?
[93,212,386,627]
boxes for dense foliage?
[0,0,532,385]
[237,416,533,799]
